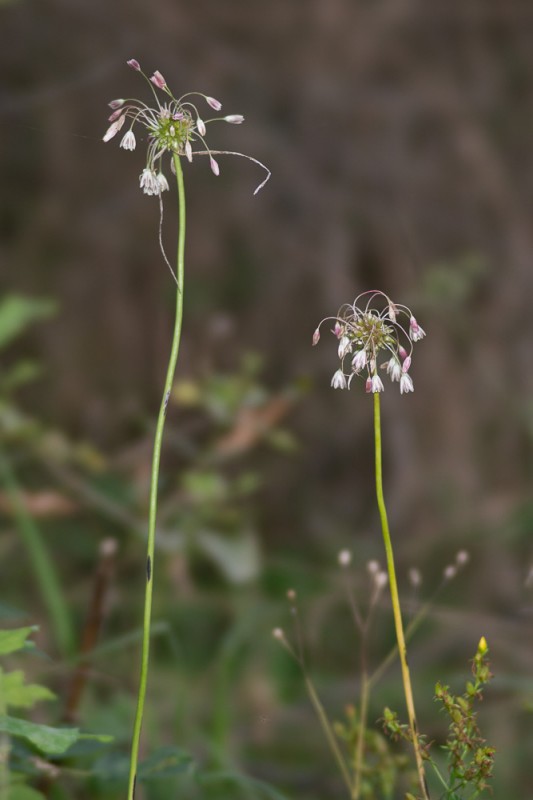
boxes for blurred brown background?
[2,0,533,796]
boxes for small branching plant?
[382,636,495,799]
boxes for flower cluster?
[313,290,426,394]
[103,59,269,196]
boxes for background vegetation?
[2,0,533,797]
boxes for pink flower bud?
[206,96,222,111]
[365,377,372,393]
[108,107,125,122]
[312,328,320,346]
[150,70,167,90]
[127,59,141,71]
[108,98,125,110]
[224,115,245,124]
[185,141,193,163]
[399,345,408,361]
[402,356,411,372]
[196,117,206,136]
[210,156,220,176]
[333,322,343,339]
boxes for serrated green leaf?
[0,295,56,350]
[2,671,56,709]
[0,628,37,656]
[0,716,80,755]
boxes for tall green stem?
[373,393,430,800]
[127,154,186,800]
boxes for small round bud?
[286,589,296,602]
[367,560,380,575]
[338,549,352,567]
[272,627,284,640]
[455,550,470,566]
[408,567,421,588]
[443,564,457,581]
[375,572,388,589]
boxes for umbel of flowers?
[313,290,426,394]
[103,58,269,196]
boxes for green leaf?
[2,671,56,709]
[196,528,260,583]
[8,785,46,800]
[199,771,289,800]
[0,627,37,656]
[0,295,56,350]
[0,715,80,755]
[137,746,193,781]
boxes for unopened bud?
[338,549,352,567]
[206,96,222,111]
[286,589,296,602]
[456,550,470,566]
[408,567,421,588]
[224,114,245,124]
[210,156,220,176]
[150,70,167,90]
[443,564,457,581]
[367,560,380,575]
[312,327,320,346]
[127,58,141,71]
[272,628,284,641]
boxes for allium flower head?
[314,290,426,394]
[103,59,270,196]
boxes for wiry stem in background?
[127,154,186,800]
[373,393,430,800]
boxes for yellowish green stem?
[373,393,430,800]
[127,154,186,800]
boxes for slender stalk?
[127,154,186,800]
[304,675,354,797]
[373,393,430,800]
[352,664,368,800]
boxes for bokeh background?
[2,0,533,797]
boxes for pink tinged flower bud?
[399,345,408,361]
[409,316,426,342]
[120,130,136,151]
[127,58,141,71]
[210,156,220,176]
[206,96,222,111]
[173,112,185,120]
[352,349,366,371]
[150,70,167,90]
[402,355,411,372]
[185,141,193,163]
[224,114,245,124]
[388,301,398,321]
[312,328,320,346]
[365,377,372,393]
[108,107,125,122]
[108,98,125,110]
[333,322,343,339]
[338,336,352,359]
[400,373,414,394]
[331,369,347,390]
[196,117,207,136]
[103,113,126,142]
[371,374,384,393]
